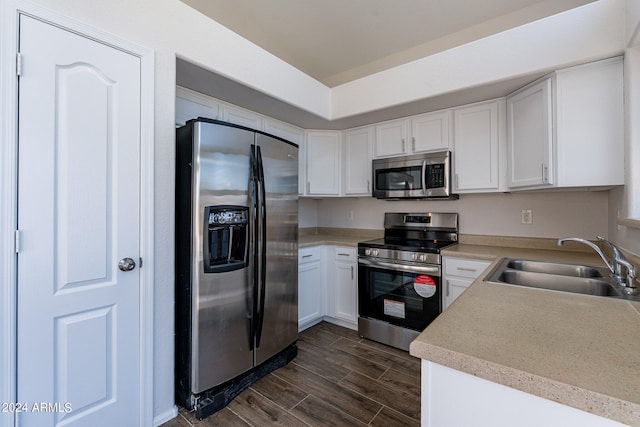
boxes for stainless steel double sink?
[485,258,639,301]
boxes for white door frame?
[0,2,155,426]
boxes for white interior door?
[17,15,141,426]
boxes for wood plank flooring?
[162,321,421,427]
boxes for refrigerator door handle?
[255,145,267,347]
[248,146,259,351]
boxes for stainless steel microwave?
[372,150,456,199]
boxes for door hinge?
[14,230,21,253]
[16,52,23,77]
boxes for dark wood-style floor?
[162,321,421,426]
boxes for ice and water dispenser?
[203,206,249,273]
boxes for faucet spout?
[557,237,615,272]
[558,236,638,292]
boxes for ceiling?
[181,0,596,87]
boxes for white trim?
[0,2,155,426]
[153,406,179,427]
[0,2,19,427]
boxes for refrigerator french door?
[175,118,298,415]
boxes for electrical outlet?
[521,209,533,224]
[347,209,354,221]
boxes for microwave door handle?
[444,155,451,196]
[421,160,427,195]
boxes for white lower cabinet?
[298,247,324,332]
[298,245,358,332]
[443,256,491,309]
[422,361,625,427]
[327,247,358,328]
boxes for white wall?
[299,199,319,229]
[312,191,609,239]
[608,0,640,256]
[331,0,625,118]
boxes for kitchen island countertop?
[411,244,640,426]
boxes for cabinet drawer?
[334,246,357,262]
[299,246,322,264]
[444,257,491,279]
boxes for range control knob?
[411,253,417,261]
[419,254,427,262]
[364,249,371,256]
[372,249,379,257]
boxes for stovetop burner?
[358,213,459,264]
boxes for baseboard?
[153,405,179,427]
[298,316,323,332]
[323,316,357,331]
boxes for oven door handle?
[359,258,440,275]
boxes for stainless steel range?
[358,212,458,351]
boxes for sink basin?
[496,270,622,297]
[485,258,639,301]
[506,259,606,278]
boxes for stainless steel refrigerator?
[175,118,298,418]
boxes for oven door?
[358,258,442,331]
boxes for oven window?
[375,166,423,192]
[359,266,441,331]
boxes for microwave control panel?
[426,164,445,188]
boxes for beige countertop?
[299,227,382,248]
[410,244,640,426]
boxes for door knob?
[118,257,136,271]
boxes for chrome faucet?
[557,236,638,293]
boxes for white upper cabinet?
[374,110,451,158]
[264,119,305,195]
[453,99,506,193]
[375,118,407,157]
[507,78,553,188]
[305,130,342,196]
[343,126,373,196]
[554,57,623,187]
[175,86,221,126]
[222,105,264,130]
[507,57,623,190]
[411,110,451,153]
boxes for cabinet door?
[444,277,472,309]
[264,119,305,195]
[507,78,553,188]
[175,86,221,127]
[344,127,373,195]
[554,58,624,187]
[411,111,451,153]
[375,119,407,157]
[332,260,358,325]
[298,260,323,331]
[453,101,502,192]
[222,104,264,130]
[306,131,341,195]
